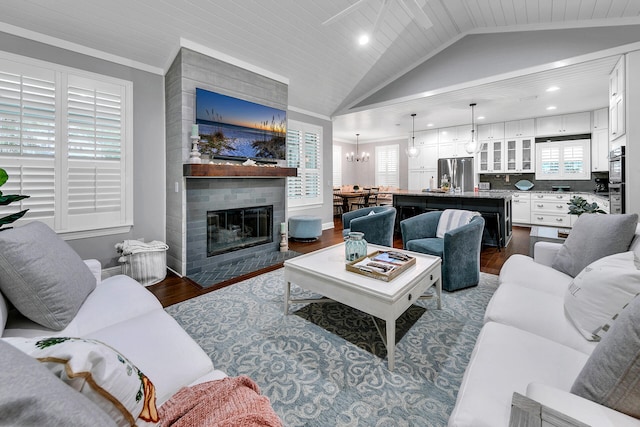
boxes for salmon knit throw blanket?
[159,376,282,427]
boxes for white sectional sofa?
[449,220,640,427]
[0,221,227,425]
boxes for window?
[332,145,342,187]
[375,144,399,187]
[535,139,590,180]
[0,52,132,236]
[287,120,322,207]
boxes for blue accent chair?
[400,210,485,292]
[342,206,396,247]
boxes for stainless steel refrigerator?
[437,157,474,193]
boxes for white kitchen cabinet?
[535,112,591,136]
[408,130,439,169]
[505,137,534,173]
[504,119,535,138]
[609,57,625,144]
[438,124,472,144]
[477,123,504,141]
[408,168,437,191]
[511,192,531,224]
[477,140,504,173]
[591,128,609,172]
[592,108,608,130]
[438,140,471,158]
[530,192,572,227]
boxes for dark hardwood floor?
[148,218,531,308]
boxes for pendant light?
[465,103,480,154]
[346,133,369,162]
[406,113,420,158]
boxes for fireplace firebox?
[207,205,273,256]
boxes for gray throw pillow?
[0,221,96,330]
[0,339,116,426]
[552,213,638,277]
[571,294,640,419]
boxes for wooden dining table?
[334,191,369,213]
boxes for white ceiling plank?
[500,0,518,26]
[577,0,599,19]
[592,0,615,18]
[564,0,582,20]
[488,0,508,27]
[552,0,569,21]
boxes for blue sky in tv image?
[195,88,286,160]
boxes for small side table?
[529,226,570,256]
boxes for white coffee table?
[283,242,442,371]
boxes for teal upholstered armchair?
[342,206,396,247]
[400,210,485,292]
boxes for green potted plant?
[0,168,30,231]
[567,195,606,216]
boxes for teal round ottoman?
[288,215,322,241]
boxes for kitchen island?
[392,191,512,248]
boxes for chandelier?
[346,133,369,162]
[465,103,480,154]
[406,113,419,158]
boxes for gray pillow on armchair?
[552,213,638,277]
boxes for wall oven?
[609,146,625,214]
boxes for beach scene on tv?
[195,88,287,161]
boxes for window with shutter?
[535,139,590,180]
[0,52,132,236]
[287,120,322,207]
[375,144,399,188]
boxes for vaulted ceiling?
[1,0,640,142]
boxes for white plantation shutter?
[286,128,303,200]
[375,144,399,187]
[332,145,342,187]
[537,143,560,177]
[563,142,585,175]
[0,52,132,234]
[535,140,589,180]
[287,120,322,207]
[64,76,126,229]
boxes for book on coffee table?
[345,250,416,282]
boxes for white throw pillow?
[5,337,158,426]
[564,251,640,341]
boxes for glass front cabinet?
[505,137,534,173]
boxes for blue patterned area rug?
[166,269,499,427]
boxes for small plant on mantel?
[0,168,30,231]
[567,195,606,216]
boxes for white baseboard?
[322,221,334,230]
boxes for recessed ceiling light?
[477,116,485,120]
[546,86,560,92]
[358,34,370,45]
[546,106,557,110]
[426,123,434,127]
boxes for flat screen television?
[195,88,287,163]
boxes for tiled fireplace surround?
[185,178,286,275]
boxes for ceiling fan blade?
[322,0,373,26]
[372,0,392,35]
[399,0,433,30]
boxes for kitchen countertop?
[395,190,512,200]
[481,190,609,199]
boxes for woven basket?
[120,250,167,286]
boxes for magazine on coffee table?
[345,250,416,282]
